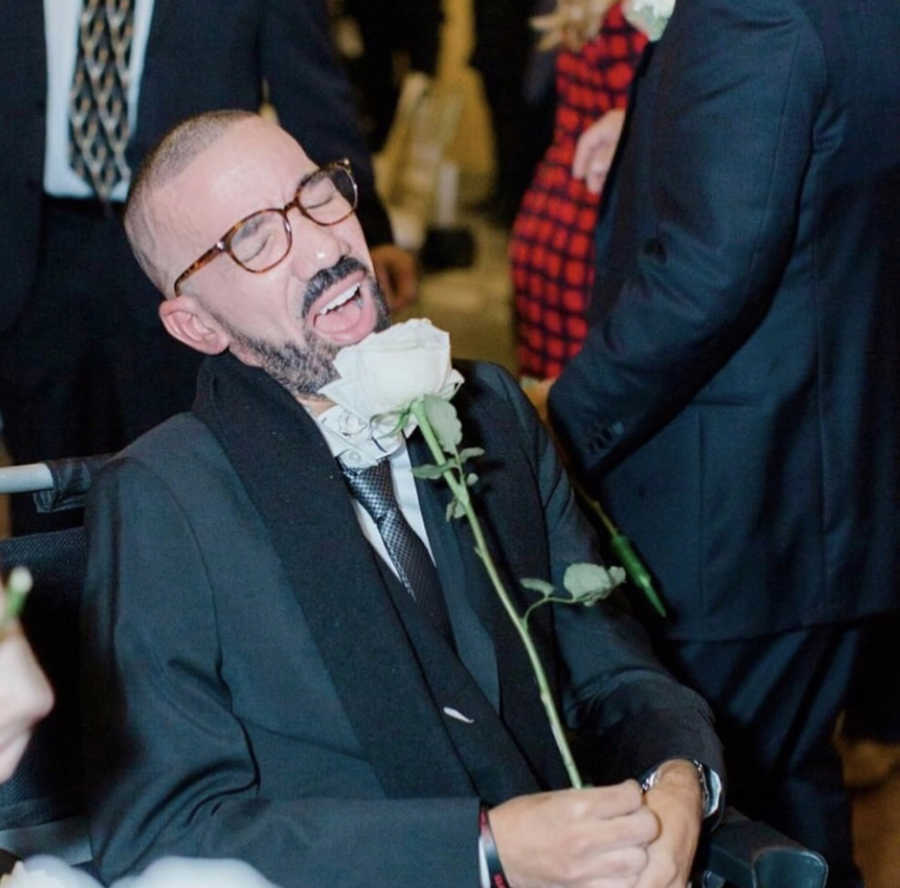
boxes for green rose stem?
[411,401,583,788]
[0,567,34,634]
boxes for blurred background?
[1,1,896,882]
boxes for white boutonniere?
[623,0,675,41]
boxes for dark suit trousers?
[657,623,865,888]
[0,199,202,532]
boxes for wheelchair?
[0,457,828,887]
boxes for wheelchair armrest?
[34,454,111,513]
[694,807,828,888]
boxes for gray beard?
[215,274,390,398]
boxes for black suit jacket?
[81,359,722,887]
[550,0,900,641]
[0,0,392,331]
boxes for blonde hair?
[532,0,617,51]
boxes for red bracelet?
[479,804,510,888]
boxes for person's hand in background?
[371,244,419,313]
[0,582,54,782]
[572,108,626,195]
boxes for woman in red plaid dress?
[510,2,646,379]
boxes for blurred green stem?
[573,482,667,618]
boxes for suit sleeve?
[474,364,724,785]
[261,0,394,246]
[80,459,477,888]
[549,0,823,479]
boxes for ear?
[158,296,229,355]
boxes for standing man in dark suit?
[549,1,900,885]
[80,109,723,887]
[0,1,415,532]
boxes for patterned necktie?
[342,459,454,643]
[69,0,135,201]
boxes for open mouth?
[309,273,375,344]
[319,281,361,316]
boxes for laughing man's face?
[151,116,389,397]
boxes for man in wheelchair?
[71,109,725,888]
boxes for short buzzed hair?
[124,109,258,296]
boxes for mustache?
[302,255,370,317]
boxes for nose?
[286,208,349,275]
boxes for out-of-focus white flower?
[111,857,281,888]
[0,859,92,888]
[0,856,282,888]
[622,0,675,40]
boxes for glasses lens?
[300,166,357,225]
[229,211,290,271]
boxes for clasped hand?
[490,762,703,888]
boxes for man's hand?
[572,109,627,195]
[489,781,658,888]
[521,377,555,426]
[0,598,54,782]
[370,244,419,313]
[636,760,704,888]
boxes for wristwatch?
[641,759,716,818]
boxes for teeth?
[319,283,360,315]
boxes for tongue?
[314,297,363,337]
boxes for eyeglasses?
[172,159,358,297]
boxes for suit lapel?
[371,554,542,803]
[194,354,568,798]
[427,367,571,789]
[408,432,501,709]
[193,356,473,798]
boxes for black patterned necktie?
[68,0,135,201]
[342,459,454,643]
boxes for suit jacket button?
[589,421,624,453]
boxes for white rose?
[319,319,464,422]
[622,0,675,40]
[0,859,89,888]
[110,857,281,888]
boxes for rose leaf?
[412,463,451,480]
[459,447,485,464]
[445,498,467,521]
[424,395,463,451]
[521,577,556,599]
[563,563,615,604]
